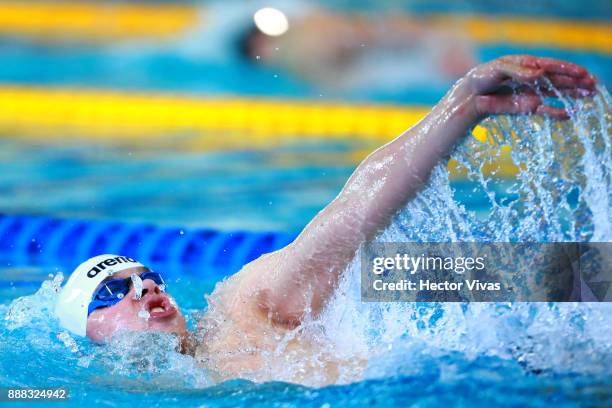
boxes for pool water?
[0,139,360,231]
[1,271,611,407]
[0,138,514,232]
[1,44,609,107]
[0,89,610,406]
[0,0,611,404]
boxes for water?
[0,0,610,404]
[0,87,610,406]
[131,273,144,300]
[0,141,358,231]
[0,139,510,232]
[0,7,610,105]
[391,86,611,242]
[332,0,612,19]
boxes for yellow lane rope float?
[0,86,429,146]
[0,85,516,177]
[0,2,609,53]
[431,16,611,54]
[0,2,198,41]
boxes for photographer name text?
[371,254,500,292]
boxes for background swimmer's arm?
[240,56,595,327]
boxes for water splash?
[391,86,610,243]
[0,273,212,390]
[0,89,609,394]
[138,308,151,320]
[4,272,63,331]
[57,331,81,354]
[131,273,143,300]
[318,88,612,380]
[80,331,212,389]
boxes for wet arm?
[241,56,595,325]
[247,80,478,325]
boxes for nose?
[140,278,162,297]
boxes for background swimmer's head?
[234,3,306,63]
[236,24,269,61]
[55,255,187,343]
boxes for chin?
[147,313,187,336]
[149,321,187,336]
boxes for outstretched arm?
[237,55,596,326]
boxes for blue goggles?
[87,271,167,316]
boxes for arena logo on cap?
[87,256,138,278]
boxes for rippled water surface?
[0,87,610,407]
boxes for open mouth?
[144,295,177,319]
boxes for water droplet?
[131,274,143,300]
[57,332,80,353]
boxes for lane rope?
[0,2,609,53]
[0,213,297,277]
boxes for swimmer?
[183,1,474,90]
[55,55,597,385]
[237,4,476,89]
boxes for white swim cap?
[55,254,145,336]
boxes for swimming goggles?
[87,271,167,316]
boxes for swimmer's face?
[86,267,187,343]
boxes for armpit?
[254,288,306,329]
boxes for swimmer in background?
[55,55,597,385]
[236,5,476,90]
[180,1,475,91]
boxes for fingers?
[532,57,588,78]
[511,83,596,98]
[469,55,596,107]
[536,105,569,119]
[547,74,597,90]
[476,94,540,115]
[491,56,597,99]
[502,55,589,78]
[475,94,569,119]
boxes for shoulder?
[201,252,279,326]
[193,256,288,378]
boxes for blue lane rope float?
[0,213,296,278]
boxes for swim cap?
[55,254,145,336]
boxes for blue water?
[1,271,611,407]
[1,42,609,105]
[0,1,611,406]
[333,0,612,19]
[1,90,610,406]
[0,1,610,106]
[0,139,511,231]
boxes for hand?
[465,55,597,119]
